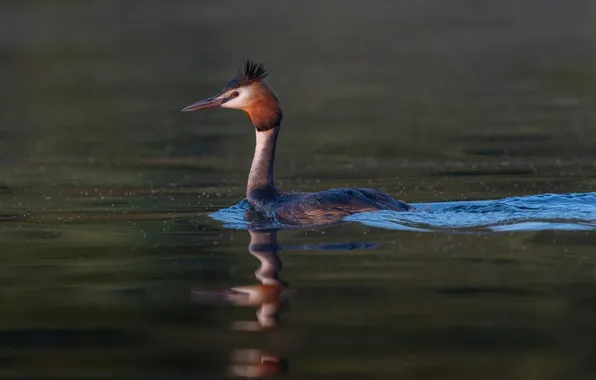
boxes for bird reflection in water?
[193,228,377,378]
[228,230,289,332]
[193,229,289,377]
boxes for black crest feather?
[241,60,268,82]
[224,60,269,91]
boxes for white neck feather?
[247,127,279,197]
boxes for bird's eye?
[231,91,240,98]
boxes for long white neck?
[247,126,279,198]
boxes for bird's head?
[182,60,283,131]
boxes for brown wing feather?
[274,188,413,226]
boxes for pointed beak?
[181,96,225,112]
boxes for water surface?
[1,1,596,378]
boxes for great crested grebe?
[182,60,414,225]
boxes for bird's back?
[273,188,413,226]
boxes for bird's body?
[259,188,411,225]
[183,61,414,225]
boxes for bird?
[182,60,414,225]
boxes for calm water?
[1,1,596,378]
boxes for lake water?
[1,1,596,378]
